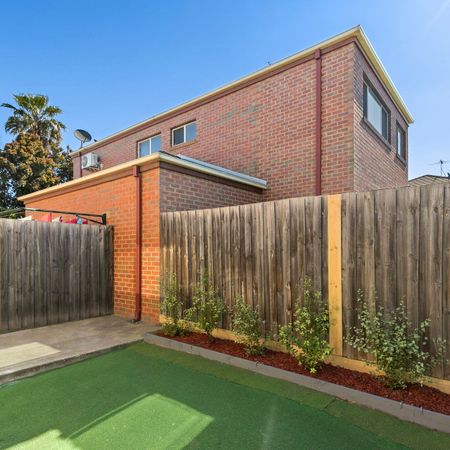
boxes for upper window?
[138,134,161,157]
[363,83,389,141]
[396,124,406,160]
[172,121,196,146]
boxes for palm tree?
[1,94,65,147]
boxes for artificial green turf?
[0,343,448,449]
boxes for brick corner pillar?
[140,167,162,323]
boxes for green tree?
[1,94,73,208]
[52,145,73,184]
[1,94,65,148]
[0,133,61,208]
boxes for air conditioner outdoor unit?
[81,153,99,170]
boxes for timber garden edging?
[144,332,450,434]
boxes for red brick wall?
[74,43,361,199]
[24,169,161,322]
[140,169,160,322]
[74,41,409,196]
[352,45,408,191]
[160,168,263,212]
[321,44,355,194]
[23,165,262,322]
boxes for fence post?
[327,194,343,356]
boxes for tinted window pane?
[138,140,150,157]
[151,135,161,152]
[367,88,383,135]
[186,122,196,142]
[381,108,388,139]
[397,127,405,158]
[173,127,184,145]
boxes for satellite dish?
[74,129,92,148]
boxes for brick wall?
[73,43,361,200]
[160,168,263,212]
[320,44,355,194]
[73,40,409,197]
[24,162,264,321]
[140,169,161,322]
[24,170,161,321]
[352,45,408,191]
[73,54,318,200]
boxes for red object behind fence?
[37,213,52,222]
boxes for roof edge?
[18,152,267,202]
[71,26,412,157]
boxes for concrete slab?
[0,316,159,384]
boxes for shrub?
[160,273,185,336]
[347,293,447,389]
[278,278,331,373]
[232,296,265,355]
[185,276,226,339]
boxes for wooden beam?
[327,194,343,356]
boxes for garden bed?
[158,331,450,416]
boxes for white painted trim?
[18,152,267,202]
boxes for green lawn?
[0,343,449,449]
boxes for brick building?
[20,26,413,322]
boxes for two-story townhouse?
[19,26,413,321]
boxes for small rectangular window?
[364,83,389,141]
[138,134,161,157]
[396,125,406,160]
[172,127,185,146]
[171,121,196,146]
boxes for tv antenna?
[430,159,450,177]
[73,129,93,148]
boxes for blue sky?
[1,0,449,179]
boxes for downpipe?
[132,165,142,323]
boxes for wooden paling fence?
[161,183,450,381]
[0,219,114,333]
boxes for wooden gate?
[0,219,114,333]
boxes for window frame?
[363,81,390,143]
[396,123,406,161]
[137,134,161,158]
[171,121,196,147]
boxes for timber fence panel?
[0,220,114,333]
[161,197,328,337]
[161,183,450,381]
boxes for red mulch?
[157,331,450,416]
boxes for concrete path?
[0,315,159,385]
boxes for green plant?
[185,276,226,339]
[278,278,331,373]
[347,293,447,389]
[160,273,185,336]
[232,296,265,355]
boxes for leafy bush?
[185,276,226,339]
[347,293,447,389]
[278,278,331,373]
[232,296,265,355]
[160,273,185,336]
